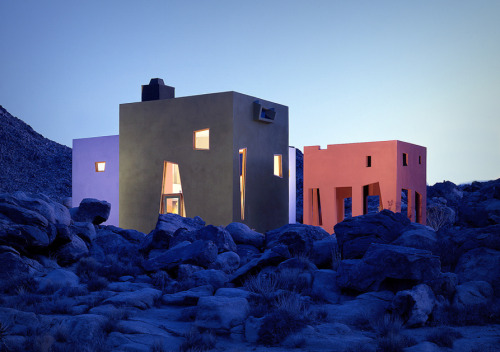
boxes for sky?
[0,0,499,185]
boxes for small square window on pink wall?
[95,161,106,172]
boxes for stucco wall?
[72,135,120,226]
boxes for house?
[303,140,427,233]
[73,79,291,234]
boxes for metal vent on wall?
[253,101,276,123]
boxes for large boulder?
[190,269,229,290]
[195,296,250,332]
[55,233,89,266]
[162,285,214,306]
[334,210,411,259]
[0,202,48,228]
[139,229,173,254]
[236,244,261,266]
[337,243,441,292]
[70,222,96,243]
[230,244,291,284]
[37,268,80,291]
[0,246,43,284]
[94,226,144,257]
[209,251,240,274]
[142,240,218,272]
[0,224,51,253]
[155,213,205,234]
[310,236,339,269]
[455,247,500,293]
[311,269,340,303]
[390,284,436,327]
[71,198,111,225]
[392,223,438,252]
[103,288,162,309]
[453,281,494,309]
[225,222,264,248]
[265,223,330,256]
[170,225,237,253]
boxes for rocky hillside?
[0,185,498,351]
[0,106,71,201]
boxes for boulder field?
[0,181,499,351]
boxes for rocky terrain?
[0,106,71,201]
[0,106,498,351]
[0,179,498,352]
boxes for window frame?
[193,128,210,150]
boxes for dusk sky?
[1,0,499,185]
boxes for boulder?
[0,202,48,228]
[427,272,458,299]
[209,251,240,274]
[171,225,237,253]
[390,284,436,327]
[55,233,89,265]
[458,225,500,252]
[245,316,265,343]
[142,240,218,271]
[139,228,173,253]
[49,314,107,346]
[94,226,144,257]
[1,224,50,253]
[70,222,96,243]
[455,247,500,292]
[236,244,261,266]
[155,213,205,234]
[71,198,111,224]
[230,244,291,284]
[9,192,71,226]
[0,307,40,336]
[337,243,441,292]
[37,268,79,291]
[162,285,214,306]
[177,264,205,281]
[103,288,162,309]
[310,236,339,269]
[453,281,493,309]
[311,269,340,303]
[0,248,43,284]
[265,223,330,256]
[191,269,229,289]
[215,287,256,300]
[334,210,411,259]
[225,222,265,248]
[195,296,249,331]
[392,223,438,252]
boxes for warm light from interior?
[160,161,185,216]
[274,154,282,177]
[239,148,247,220]
[194,128,210,150]
[95,161,106,172]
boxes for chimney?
[141,78,175,101]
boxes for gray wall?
[119,91,289,234]
[120,92,234,233]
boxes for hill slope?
[0,105,71,200]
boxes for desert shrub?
[76,257,102,281]
[36,297,74,315]
[244,273,279,303]
[98,257,141,281]
[5,272,38,294]
[427,205,453,231]
[258,292,310,345]
[426,327,462,348]
[376,334,416,352]
[0,320,10,351]
[275,268,311,293]
[37,281,63,295]
[151,271,171,292]
[371,314,403,337]
[179,328,216,352]
[86,276,109,291]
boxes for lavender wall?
[72,135,119,226]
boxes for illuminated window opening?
[274,154,282,177]
[160,161,185,216]
[403,153,408,166]
[239,148,247,220]
[193,128,210,150]
[95,162,106,172]
[366,156,372,167]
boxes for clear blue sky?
[1,0,499,185]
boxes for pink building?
[303,140,426,233]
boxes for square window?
[194,129,209,150]
[366,156,372,167]
[95,161,106,172]
[274,154,282,177]
[403,153,408,166]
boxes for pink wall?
[304,140,426,233]
[72,135,119,226]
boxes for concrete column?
[407,189,414,222]
[352,185,364,217]
[321,188,336,233]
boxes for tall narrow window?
[274,154,282,177]
[419,156,422,165]
[403,153,408,166]
[366,156,372,167]
[95,162,106,172]
[239,148,247,220]
[193,128,210,150]
[312,188,322,226]
[160,161,185,216]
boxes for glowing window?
[274,154,282,177]
[95,162,106,172]
[194,129,210,150]
[239,148,247,220]
[160,161,185,216]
